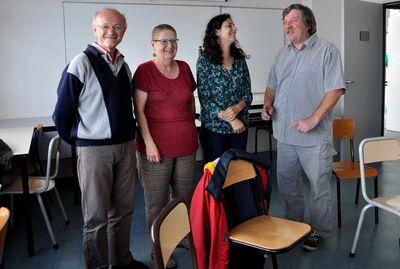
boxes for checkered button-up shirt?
[267,34,345,146]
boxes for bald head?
[93,8,126,27]
[92,8,127,53]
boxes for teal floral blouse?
[196,54,252,134]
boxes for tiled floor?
[2,151,400,269]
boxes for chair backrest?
[360,137,400,164]
[222,160,257,189]
[359,137,400,204]
[0,207,10,265]
[39,135,60,193]
[30,124,44,175]
[151,198,196,269]
[333,118,355,140]
[31,124,43,150]
[333,118,356,161]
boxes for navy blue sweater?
[53,45,136,146]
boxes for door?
[343,0,383,157]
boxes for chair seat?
[333,161,377,179]
[2,177,55,194]
[372,195,400,212]
[228,215,311,252]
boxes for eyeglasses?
[153,39,179,46]
[95,24,126,32]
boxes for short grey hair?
[151,24,177,40]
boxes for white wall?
[310,0,342,52]
[0,0,65,120]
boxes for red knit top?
[133,60,198,158]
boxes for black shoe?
[111,259,149,269]
[302,231,322,251]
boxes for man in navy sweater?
[53,8,148,269]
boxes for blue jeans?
[200,127,248,163]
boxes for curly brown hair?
[201,13,246,65]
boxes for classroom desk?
[0,127,35,256]
[0,117,54,129]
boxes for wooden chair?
[350,137,400,256]
[151,198,197,269]
[0,135,69,249]
[0,207,10,269]
[223,160,311,269]
[332,118,378,227]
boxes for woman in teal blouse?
[197,13,253,163]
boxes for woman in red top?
[133,24,198,268]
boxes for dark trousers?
[199,127,248,163]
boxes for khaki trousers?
[137,152,196,231]
[77,141,136,269]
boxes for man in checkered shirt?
[262,4,345,251]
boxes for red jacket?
[190,149,271,269]
[190,164,229,269]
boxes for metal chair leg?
[374,176,379,224]
[350,204,374,257]
[53,187,70,225]
[268,131,273,164]
[42,193,53,221]
[355,178,360,204]
[255,127,259,155]
[37,194,58,249]
[10,194,14,227]
[271,253,278,269]
[336,177,342,228]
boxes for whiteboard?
[64,3,284,94]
